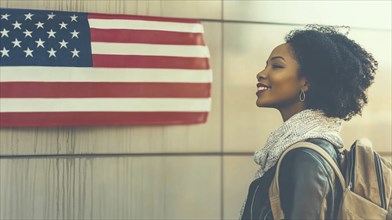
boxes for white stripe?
[0,98,211,112]
[91,42,210,58]
[0,67,213,83]
[88,18,204,33]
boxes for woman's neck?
[279,102,306,122]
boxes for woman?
[240,25,378,219]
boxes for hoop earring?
[299,90,306,102]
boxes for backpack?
[268,139,392,219]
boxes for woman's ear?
[300,78,309,92]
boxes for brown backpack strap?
[269,141,346,219]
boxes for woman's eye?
[272,65,283,69]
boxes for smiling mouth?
[256,83,271,95]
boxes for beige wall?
[0,1,391,219]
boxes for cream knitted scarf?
[254,109,344,178]
[240,109,343,218]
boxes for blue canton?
[0,8,92,66]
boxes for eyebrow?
[270,56,286,62]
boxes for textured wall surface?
[1,1,391,219]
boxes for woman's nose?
[256,70,267,81]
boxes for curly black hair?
[285,24,378,120]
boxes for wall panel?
[1,0,150,15]
[223,1,391,30]
[160,0,221,19]
[223,156,257,220]
[0,156,221,219]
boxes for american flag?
[0,8,212,127]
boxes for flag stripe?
[0,67,213,83]
[0,98,212,112]
[90,28,206,45]
[88,18,204,33]
[0,112,208,127]
[88,13,201,24]
[91,42,210,57]
[92,55,210,69]
[1,82,211,98]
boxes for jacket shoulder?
[281,138,338,177]
[278,139,339,218]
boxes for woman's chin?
[256,100,264,107]
[256,99,275,108]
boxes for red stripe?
[90,28,205,45]
[92,55,210,69]
[88,13,200,24]
[0,112,208,127]
[0,82,211,98]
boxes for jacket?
[241,138,343,219]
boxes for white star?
[0,28,9,38]
[47,48,57,57]
[59,39,68,48]
[23,29,33,38]
[71,48,80,58]
[35,38,45,48]
[70,14,78,22]
[70,29,79,39]
[24,47,34,57]
[47,29,56,38]
[1,14,10,20]
[59,22,68,29]
[12,21,22,30]
[35,21,44,29]
[11,38,22,48]
[24,13,34,20]
[0,47,10,57]
[47,12,55,20]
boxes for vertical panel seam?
[220,0,225,219]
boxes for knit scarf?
[240,109,343,219]
[254,109,344,179]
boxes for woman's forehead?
[269,43,295,61]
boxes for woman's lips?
[256,83,271,96]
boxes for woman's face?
[256,43,307,109]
